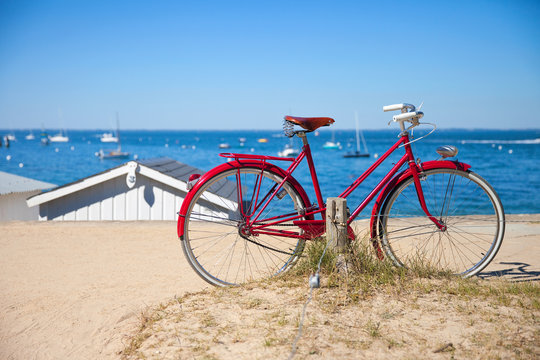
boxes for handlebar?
[383,102,424,132]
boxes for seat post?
[296,131,325,217]
[297,131,309,146]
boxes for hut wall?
[39,174,186,221]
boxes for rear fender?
[368,160,471,256]
[177,160,312,238]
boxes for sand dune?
[0,215,538,359]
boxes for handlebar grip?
[383,104,405,112]
[393,111,423,122]
[383,103,416,112]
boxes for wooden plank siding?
[41,174,187,221]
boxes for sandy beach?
[0,215,539,359]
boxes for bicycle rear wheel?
[379,168,504,277]
[182,165,309,286]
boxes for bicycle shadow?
[478,262,540,282]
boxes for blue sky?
[0,0,539,130]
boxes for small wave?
[460,138,540,144]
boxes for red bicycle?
[177,103,505,286]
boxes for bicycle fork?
[409,160,447,232]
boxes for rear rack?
[219,152,296,162]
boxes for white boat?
[278,146,300,157]
[323,129,341,149]
[49,132,69,142]
[218,143,230,149]
[51,109,69,142]
[343,111,369,158]
[100,132,118,143]
[323,141,341,150]
[6,134,16,141]
[25,132,35,140]
[97,113,129,160]
[278,138,300,157]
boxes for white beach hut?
[26,157,232,221]
[0,171,56,221]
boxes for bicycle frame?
[178,107,505,285]
[216,130,447,241]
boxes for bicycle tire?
[182,165,310,286]
[378,168,505,277]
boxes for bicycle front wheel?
[379,168,505,277]
[182,166,309,286]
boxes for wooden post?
[326,197,348,252]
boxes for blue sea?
[1,128,539,215]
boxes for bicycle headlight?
[436,145,458,159]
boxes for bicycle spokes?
[182,167,308,286]
[380,169,504,277]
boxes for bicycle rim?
[379,169,505,277]
[182,166,308,286]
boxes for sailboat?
[50,109,69,142]
[343,111,369,158]
[100,132,118,143]
[323,128,341,150]
[278,138,300,157]
[97,113,129,159]
[49,130,69,142]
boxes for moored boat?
[49,132,69,142]
[97,149,130,159]
[323,128,341,150]
[97,113,129,160]
[343,111,369,158]
[278,138,300,157]
[100,132,119,143]
[278,146,300,157]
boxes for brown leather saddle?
[284,115,335,132]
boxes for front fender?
[368,160,471,254]
[177,160,312,238]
